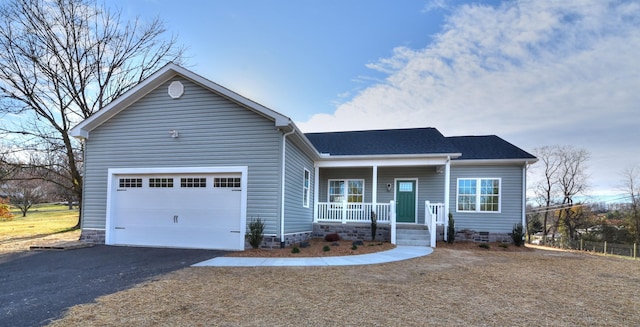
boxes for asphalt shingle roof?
[305,128,460,156]
[304,128,536,161]
[446,135,536,160]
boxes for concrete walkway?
[193,246,433,267]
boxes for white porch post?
[313,166,319,222]
[342,200,348,224]
[390,200,396,245]
[444,156,451,242]
[371,165,378,213]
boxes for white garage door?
[107,170,246,250]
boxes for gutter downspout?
[522,161,529,235]
[280,129,295,248]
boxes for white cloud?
[297,0,640,195]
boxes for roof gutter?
[279,128,296,248]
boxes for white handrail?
[316,202,392,223]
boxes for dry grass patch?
[48,247,640,327]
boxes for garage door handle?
[230,230,240,233]
[173,215,179,223]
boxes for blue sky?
[112,0,639,198]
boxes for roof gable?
[70,63,292,139]
[305,128,461,156]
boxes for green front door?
[395,180,416,223]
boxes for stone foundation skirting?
[452,229,513,243]
[312,223,390,242]
[254,231,314,249]
[80,229,106,244]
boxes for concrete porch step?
[396,226,431,246]
[396,239,430,247]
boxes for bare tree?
[556,146,590,240]
[621,166,640,243]
[0,0,184,228]
[5,178,45,217]
[532,146,562,245]
[532,145,590,243]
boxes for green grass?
[1,203,79,241]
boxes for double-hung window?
[303,169,310,208]
[457,178,501,212]
[328,179,364,203]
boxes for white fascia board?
[451,158,538,166]
[314,155,454,168]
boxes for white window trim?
[456,178,502,213]
[327,179,365,203]
[303,168,310,208]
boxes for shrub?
[479,243,490,249]
[351,244,358,250]
[324,233,340,242]
[323,245,331,252]
[499,243,509,249]
[246,217,265,249]
[291,246,300,254]
[447,213,455,244]
[0,198,13,221]
[371,210,377,241]
[512,223,525,247]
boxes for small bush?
[352,240,364,246]
[291,246,300,254]
[371,210,377,241]
[0,198,14,221]
[447,213,455,244]
[499,243,509,249]
[351,244,358,250]
[512,223,525,247]
[479,243,490,249]
[324,233,340,242]
[323,245,331,252]
[246,217,265,249]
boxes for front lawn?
[1,203,79,242]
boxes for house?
[70,63,537,251]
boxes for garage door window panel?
[119,178,142,188]
[180,177,207,188]
[214,177,241,188]
[149,178,174,188]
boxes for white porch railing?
[316,202,392,223]
[425,201,446,248]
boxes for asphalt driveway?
[0,245,226,327]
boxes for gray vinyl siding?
[376,167,444,224]
[283,138,314,233]
[81,78,282,235]
[318,166,445,224]
[448,164,524,233]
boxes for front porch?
[311,159,453,247]
[313,200,448,247]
